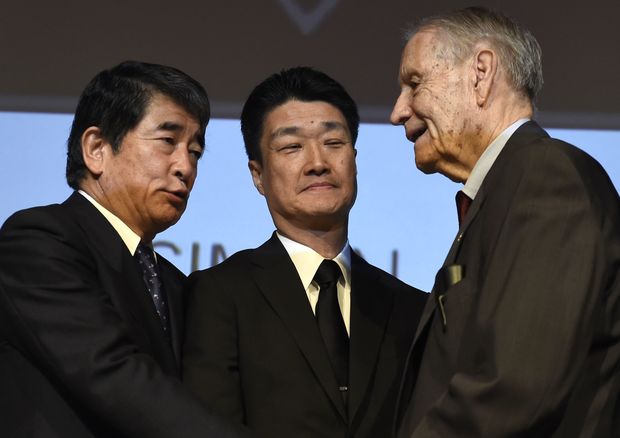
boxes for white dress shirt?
[277,232,352,335]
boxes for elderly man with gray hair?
[391,6,620,438]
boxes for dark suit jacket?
[0,192,241,438]
[183,233,427,438]
[395,122,620,437]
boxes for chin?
[154,213,182,232]
[307,207,350,226]
[414,158,438,175]
[414,144,438,173]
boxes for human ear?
[81,127,107,177]
[248,160,265,195]
[472,46,497,107]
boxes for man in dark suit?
[390,7,620,437]
[0,61,243,437]
[183,67,427,438]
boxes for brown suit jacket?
[395,122,620,437]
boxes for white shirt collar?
[78,190,143,255]
[276,232,351,291]
[463,118,529,199]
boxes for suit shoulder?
[492,129,619,209]
[0,202,79,246]
[158,254,186,282]
[1,202,66,230]
[188,247,256,282]
[512,133,610,180]
[359,260,428,330]
[362,258,427,298]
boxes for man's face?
[390,28,476,179]
[98,94,203,240]
[249,100,357,232]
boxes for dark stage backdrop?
[1,0,619,129]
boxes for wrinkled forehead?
[406,27,449,60]
[399,29,441,75]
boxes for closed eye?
[159,137,175,145]
[189,148,203,160]
[325,139,346,147]
[279,143,302,152]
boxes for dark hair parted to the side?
[240,66,360,163]
[66,60,211,189]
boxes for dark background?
[2,0,618,129]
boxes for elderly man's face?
[98,93,203,240]
[249,100,357,231]
[391,28,476,179]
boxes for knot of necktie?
[314,259,342,287]
[135,243,157,277]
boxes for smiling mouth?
[408,125,428,143]
[304,182,335,191]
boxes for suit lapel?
[348,252,393,423]
[444,187,486,265]
[438,121,548,274]
[63,192,178,372]
[63,192,126,273]
[393,159,489,432]
[158,258,184,366]
[409,188,486,347]
[250,234,347,420]
[395,150,494,426]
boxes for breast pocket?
[430,276,474,365]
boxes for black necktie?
[135,243,170,334]
[455,190,473,226]
[314,259,349,394]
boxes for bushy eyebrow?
[154,121,204,147]
[269,120,349,140]
[155,121,185,133]
[321,121,348,133]
[399,66,422,84]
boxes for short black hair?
[240,67,359,162]
[66,60,210,189]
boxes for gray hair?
[406,7,543,102]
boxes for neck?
[275,220,348,259]
[444,98,533,183]
[79,180,154,242]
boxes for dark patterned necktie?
[135,243,170,334]
[314,259,349,397]
[455,190,473,226]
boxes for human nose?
[304,143,329,175]
[172,146,195,186]
[390,91,412,126]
